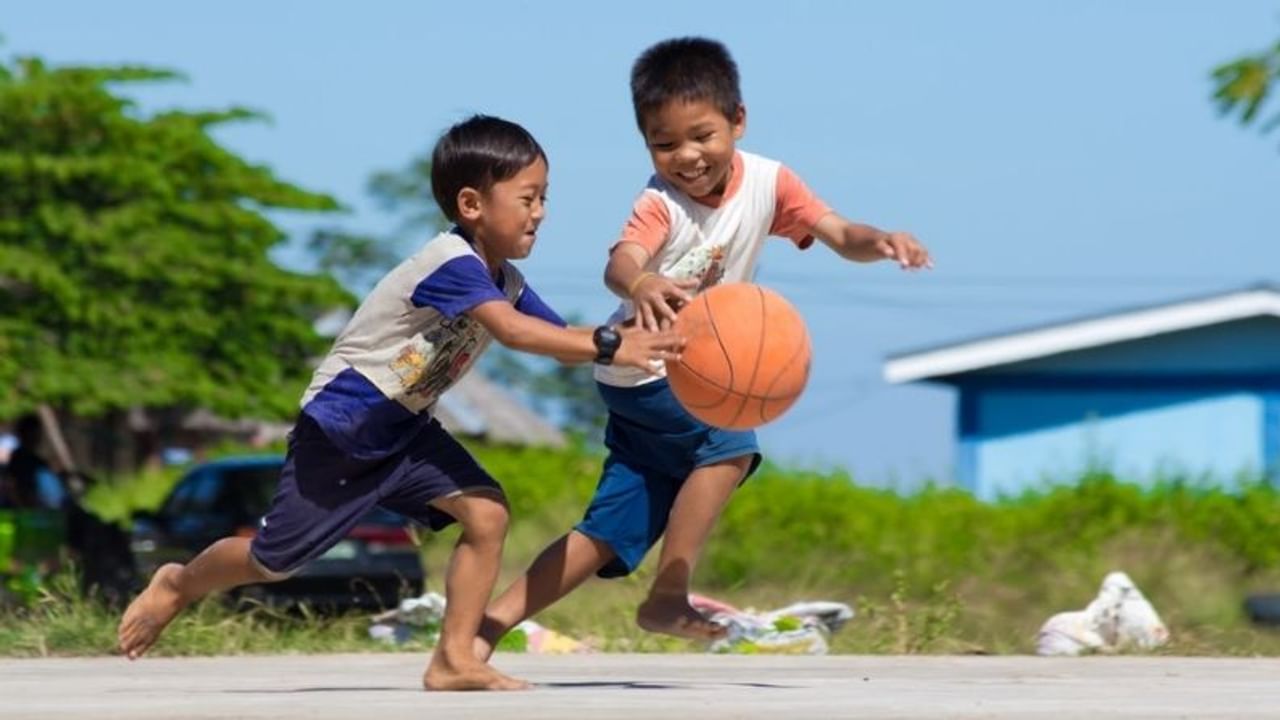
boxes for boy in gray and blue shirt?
[118,115,683,691]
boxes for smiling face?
[640,99,745,199]
[458,156,548,265]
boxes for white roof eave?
[884,289,1280,384]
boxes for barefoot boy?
[478,38,931,653]
[118,115,683,690]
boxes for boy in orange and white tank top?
[478,38,932,654]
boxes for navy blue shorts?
[249,412,502,575]
[575,379,761,578]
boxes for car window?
[163,460,404,527]
[163,469,220,516]
[220,464,283,519]
[162,470,196,515]
[189,473,222,510]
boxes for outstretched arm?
[467,299,682,370]
[811,213,933,269]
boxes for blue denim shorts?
[575,379,761,578]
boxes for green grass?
[0,571,393,658]
[5,442,1280,657]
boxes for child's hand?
[875,231,933,270]
[615,325,685,371]
[630,273,699,331]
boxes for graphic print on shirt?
[389,314,483,401]
[667,232,726,292]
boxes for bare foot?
[118,563,187,660]
[636,593,728,641]
[424,649,531,691]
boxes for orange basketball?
[665,282,812,430]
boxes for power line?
[532,282,1182,312]
[529,266,1261,288]
[522,269,1270,317]
[758,271,1261,289]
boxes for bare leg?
[422,492,528,691]
[118,537,276,659]
[636,456,751,641]
[475,530,615,660]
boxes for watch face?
[594,326,621,363]
[592,326,615,345]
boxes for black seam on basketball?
[758,325,811,422]
[699,386,799,403]
[673,359,734,408]
[727,286,767,428]
[702,290,736,400]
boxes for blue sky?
[7,1,1279,485]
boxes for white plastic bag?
[1036,571,1169,656]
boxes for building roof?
[139,373,565,448]
[884,284,1280,384]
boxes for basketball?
[665,282,812,430]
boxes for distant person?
[0,432,16,507]
[117,115,684,691]
[6,416,139,608]
[4,414,67,510]
[477,37,932,656]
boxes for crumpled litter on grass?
[690,593,855,655]
[366,591,590,653]
[1036,571,1170,656]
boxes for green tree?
[309,153,444,292]
[1212,34,1280,144]
[0,52,352,424]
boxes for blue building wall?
[961,386,1266,499]
[948,318,1280,499]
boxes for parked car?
[130,455,424,611]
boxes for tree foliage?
[1212,34,1280,145]
[309,152,444,293]
[0,52,352,420]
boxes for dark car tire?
[1244,593,1280,626]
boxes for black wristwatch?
[592,325,622,365]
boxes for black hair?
[430,115,547,223]
[630,37,742,133]
[14,414,40,445]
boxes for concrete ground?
[3,653,1278,719]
